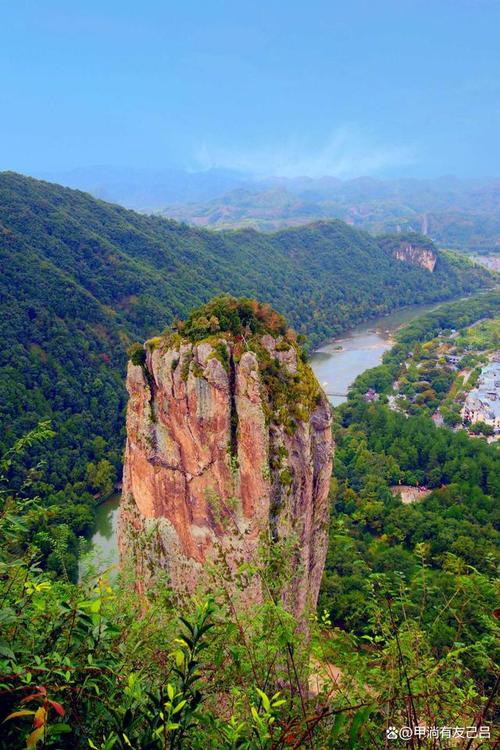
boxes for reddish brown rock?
[119,298,333,619]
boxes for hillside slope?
[0,172,493,575]
[160,180,500,253]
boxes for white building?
[461,358,500,433]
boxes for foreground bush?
[1,426,497,749]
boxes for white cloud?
[192,126,416,178]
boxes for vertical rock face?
[120,297,333,619]
[393,241,437,271]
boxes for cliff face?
[393,241,437,272]
[119,297,333,619]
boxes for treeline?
[395,289,500,345]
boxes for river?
[82,301,440,577]
[79,493,121,579]
[309,302,439,406]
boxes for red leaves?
[21,686,47,704]
[4,685,65,746]
[48,700,65,717]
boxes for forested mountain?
[0,171,493,576]
[160,178,500,253]
[37,169,500,253]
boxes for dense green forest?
[322,403,498,660]
[0,172,493,577]
[319,295,499,695]
[1,300,498,747]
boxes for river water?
[309,302,439,406]
[82,301,439,577]
[79,493,121,579]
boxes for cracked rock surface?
[120,335,333,618]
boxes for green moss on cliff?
[191,361,204,378]
[210,340,230,370]
[145,336,163,352]
[248,338,321,431]
[181,351,193,381]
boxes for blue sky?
[1,0,499,178]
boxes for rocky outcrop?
[393,241,437,272]
[119,297,333,619]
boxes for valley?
[310,302,442,406]
[1,171,493,578]
[2,239,498,749]
[83,302,439,574]
[3,288,497,750]
[2,3,499,745]
[82,297,488,574]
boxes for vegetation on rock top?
[174,295,290,342]
[142,295,322,433]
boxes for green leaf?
[172,700,187,715]
[172,649,184,667]
[328,713,347,748]
[49,723,72,735]
[256,688,271,713]
[0,644,15,659]
[349,706,372,747]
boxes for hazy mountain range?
[38,167,499,254]
[39,166,251,208]
[158,175,500,254]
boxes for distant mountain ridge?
[39,166,251,208]
[34,167,500,253]
[157,177,500,254]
